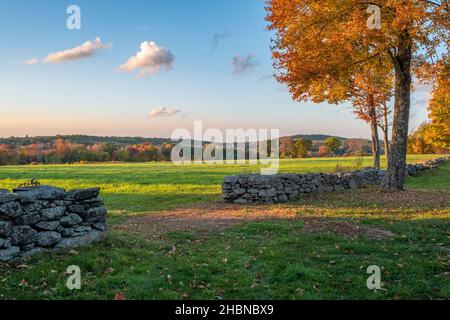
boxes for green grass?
[1,194,448,300]
[0,155,440,215]
[406,162,450,191]
[0,155,448,300]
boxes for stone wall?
[222,157,449,204]
[0,186,107,262]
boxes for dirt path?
[109,188,450,240]
[113,202,299,237]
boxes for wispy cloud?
[412,82,432,106]
[23,58,39,65]
[149,107,181,118]
[119,41,175,78]
[231,54,259,75]
[211,31,231,52]
[43,37,110,64]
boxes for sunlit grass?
[0,155,442,214]
[0,155,448,300]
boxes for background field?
[0,155,443,215]
[0,155,449,300]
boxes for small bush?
[332,164,348,173]
[354,156,364,169]
[19,179,41,187]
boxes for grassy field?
[0,155,448,300]
[0,154,442,215]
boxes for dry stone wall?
[0,186,107,262]
[222,157,449,204]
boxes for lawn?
[0,155,448,300]
[0,154,441,215]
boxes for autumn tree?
[267,0,449,191]
[279,137,293,158]
[351,64,393,168]
[378,101,392,166]
[325,137,342,156]
[424,61,450,149]
[407,123,435,154]
[290,138,313,158]
[317,145,330,157]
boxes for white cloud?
[231,54,259,75]
[44,37,110,64]
[119,41,175,77]
[412,82,432,106]
[149,107,181,118]
[23,58,39,65]
[211,31,231,52]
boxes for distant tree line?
[0,131,447,166]
[0,138,174,165]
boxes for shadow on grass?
[1,217,448,300]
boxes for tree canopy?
[267,0,449,191]
[424,61,450,149]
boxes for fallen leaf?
[19,279,28,287]
[104,268,115,275]
[113,292,127,300]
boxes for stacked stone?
[405,156,449,176]
[0,186,107,262]
[340,167,385,187]
[223,157,449,204]
[223,172,361,204]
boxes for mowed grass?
[0,155,441,215]
[0,190,448,300]
[406,161,450,191]
[0,155,448,300]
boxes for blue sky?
[0,0,431,139]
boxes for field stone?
[40,206,66,221]
[278,194,289,202]
[67,204,85,214]
[61,228,75,237]
[0,238,11,249]
[84,215,106,224]
[56,229,105,249]
[78,199,104,208]
[15,212,41,226]
[36,231,61,247]
[21,247,47,258]
[13,186,65,202]
[0,193,21,204]
[79,206,107,220]
[65,188,99,201]
[74,226,91,233]
[11,226,37,246]
[93,223,106,231]
[60,214,82,227]
[22,201,47,212]
[53,200,72,206]
[221,158,450,204]
[0,201,22,218]
[0,184,108,262]
[34,221,60,231]
[0,246,20,262]
[0,221,13,237]
[348,179,358,190]
[21,243,35,251]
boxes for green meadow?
[0,154,442,215]
[0,155,448,300]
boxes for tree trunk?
[378,104,390,169]
[369,103,381,169]
[382,115,390,169]
[381,36,412,191]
